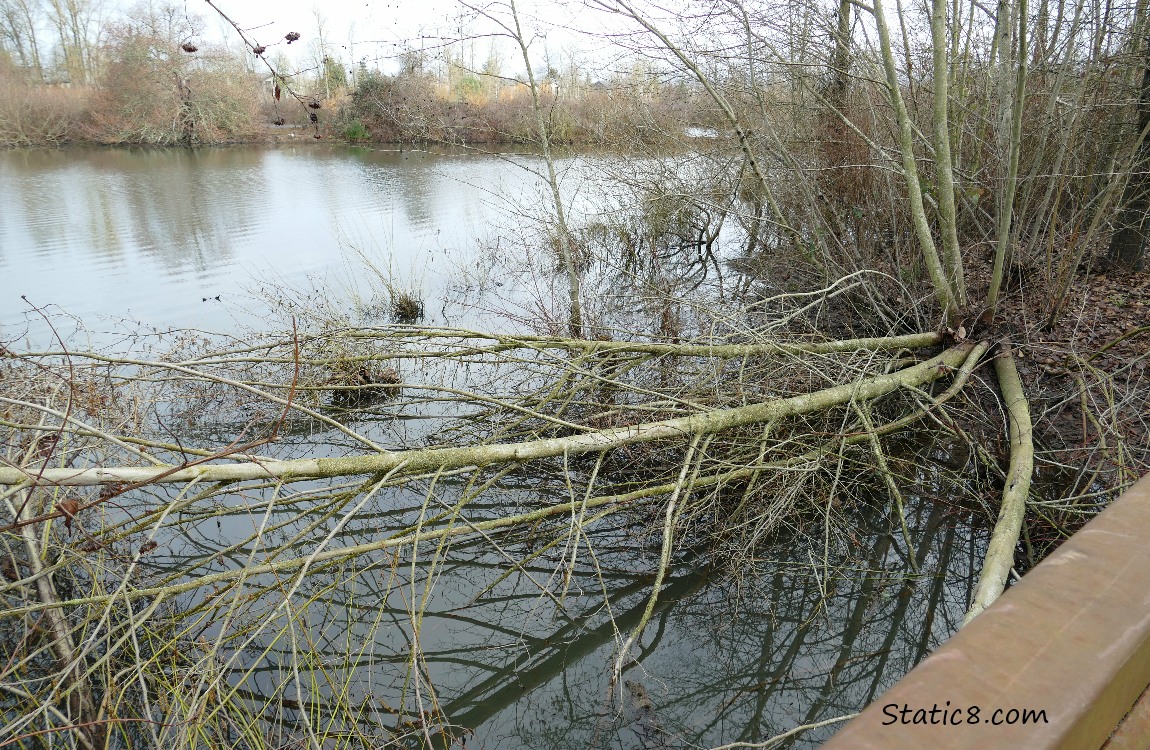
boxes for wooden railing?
[823,473,1150,750]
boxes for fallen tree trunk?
[0,343,975,488]
[335,329,945,359]
[964,346,1033,624]
[24,330,943,365]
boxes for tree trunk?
[964,348,1032,624]
[0,343,975,488]
[1108,35,1150,272]
[872,0,959,320]
[828,0,851,106]
[510,0,583,337]
[987,0,1029,310]
[931,0,968,306]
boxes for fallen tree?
[0,314,996,747]
[3,0,1150,743]
[0,340,970,490]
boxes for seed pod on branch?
[57,498,79,533]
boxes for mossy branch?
[0,344,974,489]
[870,0,959,319]
[964,346,1033,624]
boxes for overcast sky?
[182,0,600,75]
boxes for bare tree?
[0,0,45,79]
[1107,30,1150,272]
[454,0,585,336]
[46,0,100,84]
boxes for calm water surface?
[0,146,984,748]
[1,145,548,336]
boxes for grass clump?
[390,290,425,323]
[327,361,402,408]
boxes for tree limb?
[0,344,975,489]
[964,346,1032,624]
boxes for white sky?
[177,0,601,75]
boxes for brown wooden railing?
[823,473,1150,750]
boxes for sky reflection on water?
[0,145,543,336]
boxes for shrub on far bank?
[343,118,370,142]
[340,71,440,142]
[0,45,263,147]
[2,46,702,149]
[85,28,262,145]
[337,69,703,147]
[0,59,89,146]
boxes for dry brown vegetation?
[0,58,89,145]
[337,68,706,146]
[0,3,266,146]
[84,32,262,145]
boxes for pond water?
[0,146,985,748]
[0,145,555,337]
[159,475,983,749]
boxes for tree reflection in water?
[161,475,979,749]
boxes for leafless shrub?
[0,64,88,145]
